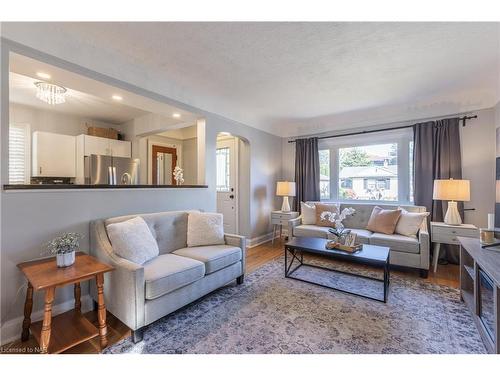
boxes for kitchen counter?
[3,184,209,190]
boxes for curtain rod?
[287,115,477,143]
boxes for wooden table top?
[17,252,114,291]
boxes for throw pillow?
[395,207,430,237]
[366,206,402,235]
[107,216,159,265]
[315,203,339,228]
[187,212,225,247]
[301,202,316,224]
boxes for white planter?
[56,251,75,267]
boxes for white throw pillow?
[301,202,316,225]
[106,216,159,264]
[187,212,225,247]
[395,208,430,237]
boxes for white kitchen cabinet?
[32,131,76,177]
[109,139,132,158]
[77,135,131,157]
[82,135,110,156]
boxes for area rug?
[104,257,486,354]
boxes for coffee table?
[284,237,390,303]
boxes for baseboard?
[0,294,93,346]
[247,230,288,248]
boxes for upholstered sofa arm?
[224,233,246,275]
[418,218,430,270]
[288,217,303,238]
[89,220,145,330]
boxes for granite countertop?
[3,184,209,190]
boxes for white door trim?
[147,140,182,185]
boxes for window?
[216,147,230,191]
[319,129,413,203]
[339,143,398,201]
[9,124,30,184]
[319,149,330,200]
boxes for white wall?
[9,103,119,137]
[282,108,497,228]
[0,36,283,343]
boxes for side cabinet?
[32,131,76,178]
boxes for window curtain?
[413,117,462,263]
[294,137,321,212]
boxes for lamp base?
[444,201,462,225]
[281,196,291,212]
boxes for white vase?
[56,251,75,267]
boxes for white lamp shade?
[433,179,470,201]
[276,181,296,197]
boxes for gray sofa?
[289,202,430,277]
[90,210,246,342]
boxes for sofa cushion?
[366,206,402,235]
[369,233,420,254]
[347,228,373,244]
[143,254,205,300]
[301,202,317,225]
[174,245,242,274]
[395,207,429,237]
[187,212,225,247]
[293,224,330,238]
[315,203,339,228]
[105,210,198,254]
[106,216,159,265]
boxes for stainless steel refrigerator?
[85,154,140,185]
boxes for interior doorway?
[151,145,177,185]
[216,133,250,236]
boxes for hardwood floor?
[2,238,459,354]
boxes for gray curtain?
[413,117,463,263]
[294,138,321,212]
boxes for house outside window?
[319,128,413,204]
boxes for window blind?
[9,124,30,184]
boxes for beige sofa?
[89,210,245,343]
[288,202,430,277]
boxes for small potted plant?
[44,233,82,267]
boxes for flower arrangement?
[320,207,356,239]
[173,166,184,185]
[45,233,82,255]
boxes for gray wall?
[182,137,198,185]
[0,34,283,340]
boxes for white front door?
[216,137,238,234]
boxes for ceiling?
[9,72,149,124]
[4,22,500,136]
[8,52,200,126]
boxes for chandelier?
[34,81,67,105]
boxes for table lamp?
[433,178,470,225]
[276,181,296,212]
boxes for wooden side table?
[271,211,299,244]
[17,252,114,354]
[430,221,478,273]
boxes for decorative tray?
[325,241,362,253]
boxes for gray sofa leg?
[132,328,144,343]
[420,269,429,278]
[237,275,244,285]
